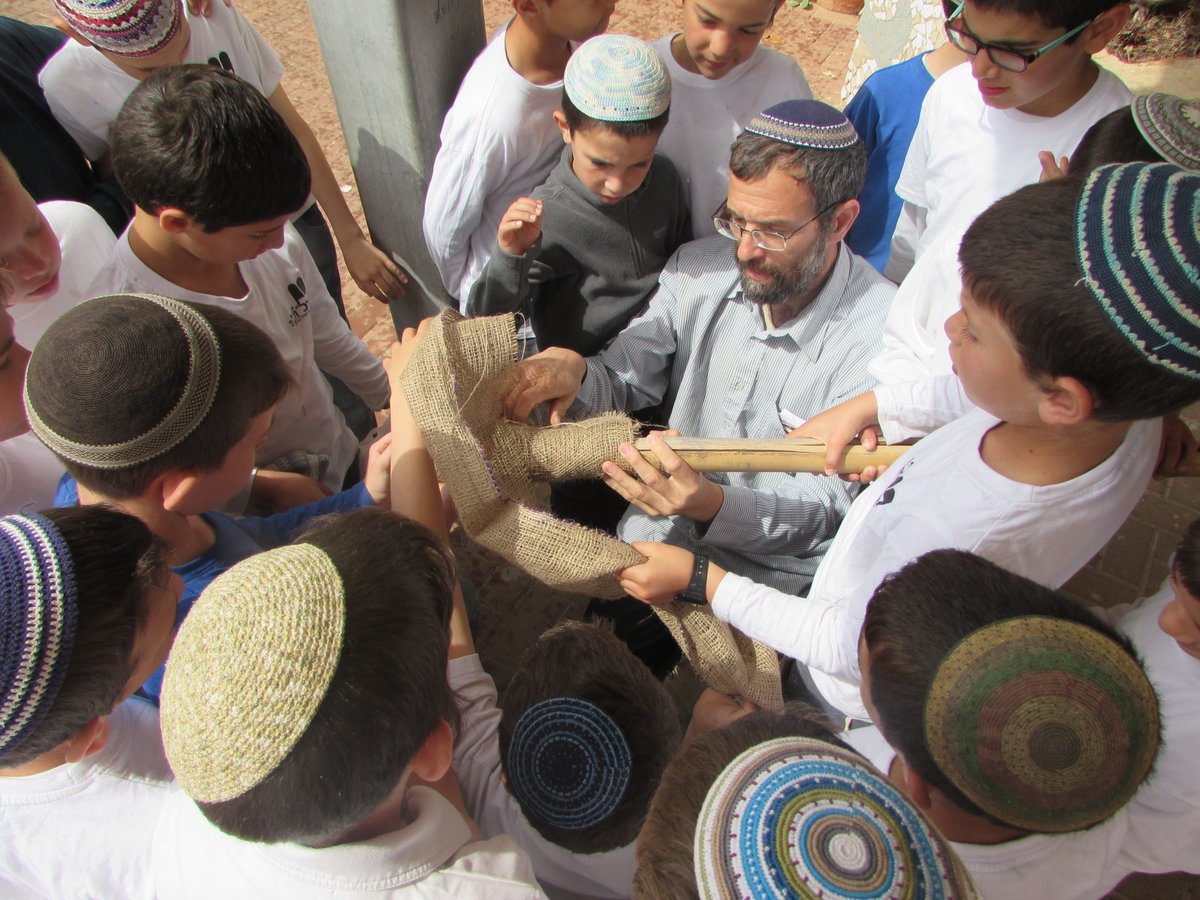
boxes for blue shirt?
[844,54,935,272]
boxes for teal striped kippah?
[1076,162,1200,381]
[745,100,860,150]
[565,35,670,123]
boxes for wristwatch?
[676,553,710,606]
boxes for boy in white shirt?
[615,163,1200,723]
[885,0,1131,281]
[849,548,1160,900]
[40,0,406,302]
[101,65,389,491]
[652,0,812,237]
[424,0,614,305]
[0,507,180,898]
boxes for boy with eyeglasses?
[884,0,1131,281]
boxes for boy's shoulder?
[180,1,283,97]
[847,53,935,114]
[445,19,559,131]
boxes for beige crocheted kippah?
[159,544,346,803]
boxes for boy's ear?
[828,199,860,244]
[409,718,454,783]
[898,756,934,810]
[1081,4,1130,53]
[552,109,572,145]
[158,207,195,235]
[159,469,204,513]
[1038,375,1094,427]
[513,0,540,18]
[62,716,110,764]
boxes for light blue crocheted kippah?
[564,35,670,123]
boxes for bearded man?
[503,101,895,675]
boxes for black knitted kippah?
[24,293,221,469]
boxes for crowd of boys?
[0,0,1198,896]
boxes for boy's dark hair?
[634,703,840,899]
[1068,105,1159,174]
[197,508,459,844]
[498,620,683,853]
[561,92,670,138]
[968,0,1126,33]
[0,506,167,768]
[729,129,867,232]
[26,297,291,500]
[111,64,311,231]
[959,176,1200,421]
[942,0,957,18]
[1174,518,1200,599]
[861,548,1147,827]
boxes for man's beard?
[736,232,828,308]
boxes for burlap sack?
[400,311,782,710]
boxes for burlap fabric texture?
[400,312,782,709]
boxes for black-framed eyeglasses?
[944,0,1094,73]
[711,200,840,252]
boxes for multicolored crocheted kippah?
[1075,161,1200,381]
[160,543,346,803]
[1133,93,1200,171]
[24,293,222,470]
[564,35,670,123]
[745,100,860,150]
[925,616,1160,833]
[694,737,977,899]
[0,515,78,758]
[506,696,632,831]
[52,0,181,57]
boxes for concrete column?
[305,0,485,333]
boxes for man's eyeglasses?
[944,0,1094,73]
[712,200,840,252]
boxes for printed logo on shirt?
[874,459,915,507]
[207,51,234,73]
[287,277,309,327]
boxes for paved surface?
[9,3,1198,894]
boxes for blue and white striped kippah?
[1076,162,1200,381]
[565,35,670,123]
[0,515,78,757]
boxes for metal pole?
[306,0,485,333]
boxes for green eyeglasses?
[944,1,1094,73]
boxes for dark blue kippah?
[745,100,860,150]
[1076,162,1200,381]
[506,696,632,831]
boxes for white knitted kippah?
[564,35,670,123]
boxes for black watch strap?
[677,553,710,605]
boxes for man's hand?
[616,541,696,604]
[1155,412,1198,480]
[362,432,393,505]
[382,315,435,384]
[344,235,408,304]
[601,431,724,523]
[790,391,884,481]
[502,347,586,424]
[497,197,543,257]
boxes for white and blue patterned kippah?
[1076,162,1200,381]
[506,696,632,830]
[694,737,977,899]
[565,35,670,123]
[0,515,78,757]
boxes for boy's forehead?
[686,0,780,25]
[960,1,1070,44]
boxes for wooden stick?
[634,436,1200,477]
[632,437,909,474]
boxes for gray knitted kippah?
[565,35,670,122]
[1133,93,1200,171]
[24,293,221,469]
